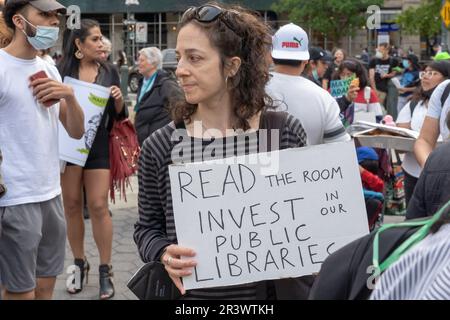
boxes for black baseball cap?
[5,0,66,14]
[309,47,332,62]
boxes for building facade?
[58,0,278,63]
[56,0,431,62]
[339,0,424,58]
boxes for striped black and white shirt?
[371,224,450,300]
[134,113,307,299]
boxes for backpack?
[109,118,141,203]
[310,199,450,300]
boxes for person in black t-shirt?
[369,43,399,106]
[322,48,345,89]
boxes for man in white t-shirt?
[0,0,84,300]
[414,77,450,167]
[264,24,350,299]
[266,23,350,145]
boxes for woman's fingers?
[110,86,122,100]
[161,244,197,296]
[167,256,197,269]
[166,244,196,257]
[166,265,193,278]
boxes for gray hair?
[139,47,162,70]
[102,37,112,53]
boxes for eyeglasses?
[180,5,240,36]
[419,70,442,79]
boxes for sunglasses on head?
[180,4,240,36]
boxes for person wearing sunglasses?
[396,61,450,207]
[134,3,309,300]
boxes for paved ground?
[53,175,140,300]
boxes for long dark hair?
[58,19,101,79]
[332,58,369,90]
[171,2,273,131]
[410,60,450,105]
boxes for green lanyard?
[373,199,450,273]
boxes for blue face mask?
[402,60,410,69]
[312,69,320,81]
[20,15,59,50]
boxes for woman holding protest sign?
[134,3,309,299]
[333,58,383,126]
[58,19,126,299]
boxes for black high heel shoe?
[67,258,90,294]
[99,264,115,300]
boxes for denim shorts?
[0,196,66,293]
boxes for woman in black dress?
[58,19,125,300]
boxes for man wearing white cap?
[266,23,350,146]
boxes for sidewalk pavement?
[53,175,141,300]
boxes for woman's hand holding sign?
[161,244,197,295]
[346,78,359,102]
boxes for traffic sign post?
[441,0,450,51]
[441,0,450,28]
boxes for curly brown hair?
[171,2,273,131]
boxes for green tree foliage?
[272,0,384,45]
[396,0,441,37]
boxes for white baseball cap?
[272,23,309,61]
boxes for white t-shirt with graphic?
[266,72,350,145]
[0,49,62,206]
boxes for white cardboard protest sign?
[169,140,369,290]
[59,76,110,167]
